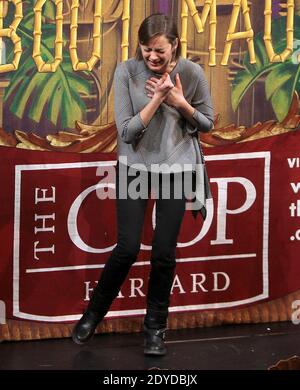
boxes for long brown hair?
[135,14,181,61]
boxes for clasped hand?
[145,73,185,108]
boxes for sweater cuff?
[192,110,213,133]
[137,112,147,129]
[134,113,147,139]
[123,113,147,143]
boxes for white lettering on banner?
[210,177,256,245]
[68,183,116,254]
[13,154,270,321]
[172,275,186,294]
[34,187,56,260]
[213,272,230,292]
[85,272,231,301]
[117,290,125,299]
[291,183,300,194]
[84,281,95,301]
[68,177,257,252]
[289,200,300,217]
[84,281,126,300]
[35,187,56,204]
[287,158,300,168]
[129,279,145,298]
[287,157,300,242]
[33,241,55,260]
[34,214,55,234]
[191,273,208,292]
[190,272,230,293]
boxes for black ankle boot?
[143,325,167,356]
[72,309,103,345]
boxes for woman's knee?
[151,245,176,266]
[113,241,140,264]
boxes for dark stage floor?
[0,321,300,371]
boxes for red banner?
[1,130,300,323]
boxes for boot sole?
[72,332,93,345]
[144,348,167,356]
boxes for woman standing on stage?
[72,13,214,356]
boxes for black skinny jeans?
[89,164,188,328]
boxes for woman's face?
[139,34,178,74]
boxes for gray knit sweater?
[114,57,214,175]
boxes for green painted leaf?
[243,32,270,73]
[231,63,279,111]
[10,74,35,118]
[231,15,300,120]
[4,56,35,101]
[41,24,67,50]
[13,73,51,118]
[270,78,295,122]
[231,70,254,112]
[270,64,300,121]
[29,78,60,123]
[43,0,57,21]
[66,73,92,95]
[265,62,295,100]
[61,90,84,129]
[48,86,63,125]
[3,1,94,131]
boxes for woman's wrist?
[177,98,196,118]
[140,93,165,126]
[153,93,166,105]
[174,96,188,110]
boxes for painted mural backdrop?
[1,1,300,341]
[0,0,299,149]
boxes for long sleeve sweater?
[114,57,214,173]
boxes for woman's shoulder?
[115,58,145,78]
[179,57,205,78]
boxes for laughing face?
[139,34,178,74]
